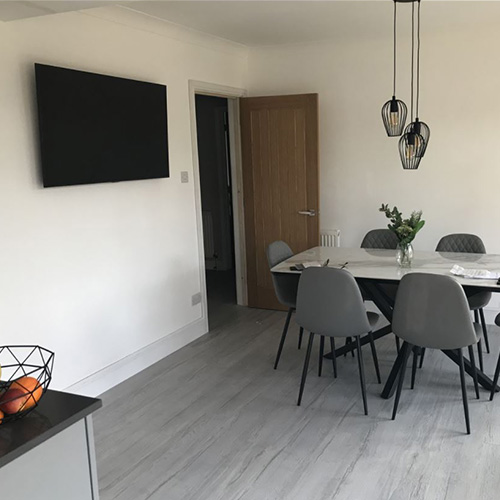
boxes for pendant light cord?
[393,0,397,96]
[416,0,421,119]
[410,1,415,122]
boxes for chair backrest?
[361,229,399,250]
[267,241,293,268]
[393,273,477,350]
[296,267,371,338]
[267,241,299,309]
[436,234,491,309]
[436,233,486,254]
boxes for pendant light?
[399,0,425,169]
[381,1,407,136]
[403,0,430,158]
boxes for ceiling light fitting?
[381,1,407,137]
[382,0,431,170]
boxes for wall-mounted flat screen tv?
[35,64,169,187]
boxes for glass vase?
[396,242,414,268]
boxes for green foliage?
[379,204,425,245]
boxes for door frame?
[188,80,248,323]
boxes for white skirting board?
[66,318,208,397]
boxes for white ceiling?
[0,1,107,21]
[123,1,500,46]
[127,1,392,46]
[1,1,500,46]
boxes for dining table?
[271,246,500,398]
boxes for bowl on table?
[0,346,54,424]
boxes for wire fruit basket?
[0,346,55,424]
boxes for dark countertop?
[0,389,102,468]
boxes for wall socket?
[181,171,189,183]
[191,292,202,306]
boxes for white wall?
[0,6,247,394]
[247,16,500,255]
[3,3,500,395]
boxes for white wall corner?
[66,318,208,398]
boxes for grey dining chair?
[361,229,399,250]
[391,273,482,434]
[361,228,400,352]
[490,313,500,401]
[295,267,381,415]
[436,233,491,359]
[267,241,303,369]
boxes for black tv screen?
[35,64,169,187]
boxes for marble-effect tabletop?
[271,247,500,291]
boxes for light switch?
[181,171,189,183]
[192,292,202,306]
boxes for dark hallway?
[195,94,237,325]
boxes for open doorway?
[195,94,236,323]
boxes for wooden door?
[240,94,319,310]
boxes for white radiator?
[202,211,215,258]
[320,229,341,247]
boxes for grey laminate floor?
[94,303,500,500]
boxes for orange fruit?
[0,388,26,414]
[11,377,43,410]
[0,409,4,424]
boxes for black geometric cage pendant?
[404,118,430,157]
[399,131,425,170]
[382,96,408,137]
[381,0,408,137]
[397,0,431,170]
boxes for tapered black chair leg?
[419,348,426,369]
[477,339,484,372]
[330,337,338,378]
[392,342,411,420]
[297,333,315,406]
[458,349,471,435]
[344,337,355,358]
[473,310,481,355]
[474,310,483,360]
[468,345,480,399]
[318,336,325,377]
[474,309,479,324]
[479,309,490,354]
[355,336,368,415]
[411,348,418,390]
[274,308,293,370]
[298,327,304,350]
[368,332,381,384]
[395,336,401,354]
[490,352,500,401]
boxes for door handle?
[298,209,316,217]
